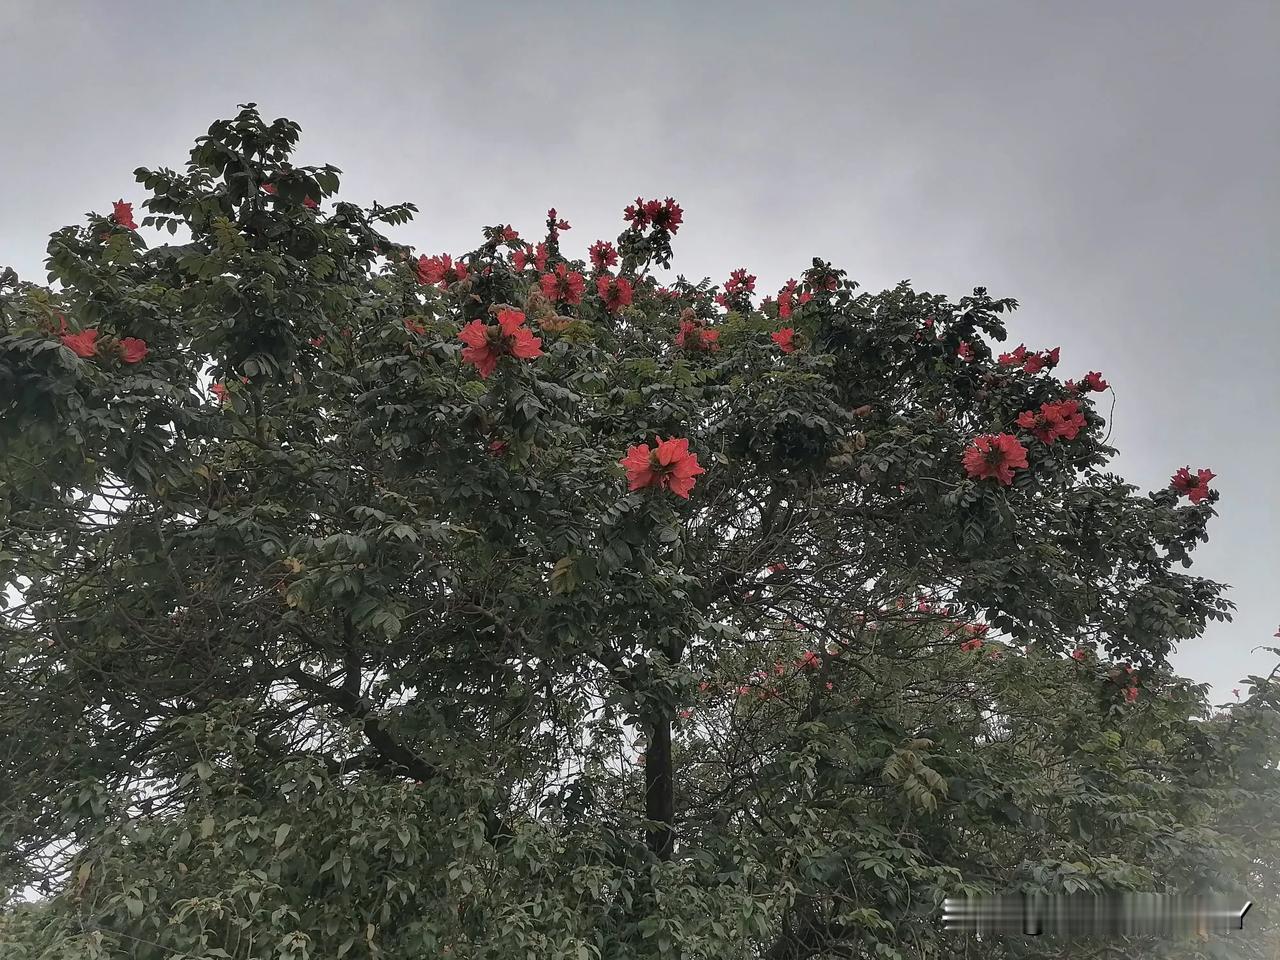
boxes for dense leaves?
[1,105,1275,959]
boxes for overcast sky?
[3,0,1276,699]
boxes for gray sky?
[3,0,1276,699]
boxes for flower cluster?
[1065,371,1109,393]
[416,254,468,290]
[675,312,719,352]
[596,274,634,314]
[620,437,705,499]
[962,433,1029,485]
[587,240,618,272]
[623,197,683,233]
[539,264,586,306]
[777,278,812,321]
[1170,467,1215,504]
[1016,399,1086,444]
[112,200,137,230]
[545,208,571,243]
[513,243,549,273]
[715,268,756,312]
[457,309,543,379]
[998,344,1060,373]
[57,320,148,366]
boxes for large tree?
[1,106,1276,960]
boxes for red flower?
[404,318,427,336]
[777,279,800,319]
[303,197,318,209]
[539,264,586,305]
[458,309,543,379]
[1071,648,1087,662]
[962,433,1029,485]
[502,225,520,242]
[112,200,137,230]
[210,382,228,403]
[117,337,148,364]
[309,336,326,347]
[771,328,796,353]
[1171,466,1215,504]
[678,708,693,720]
[624,197,683,233]
[960,638,984,653]
[725,268,756,295]
[1050,400,1086,441]
[650,198,683,232]
[416,254,468,289]
[997,344,1028,366]
[796,650,821,670]
[513,245,531,271]
[1124,686,1139,703]
[1017,399,1085,444]
[620,436,705,499]
[1081,371,1109,392]
[597,275,634,313]
[588,240,618,271]
[676,319,719,352]
[768,563,787,574]
[547,208,570,232]
[59,328,99,358]
[262,183,278,195]
[957,341,975,361]
[1022,347,1060,374]
[624,198,648,227]
[488,439,509,456]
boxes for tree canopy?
[1,105,1277,960]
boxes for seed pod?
[852,404,873,418]
[523,289,556,319]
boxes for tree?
[1,104,1276,960]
